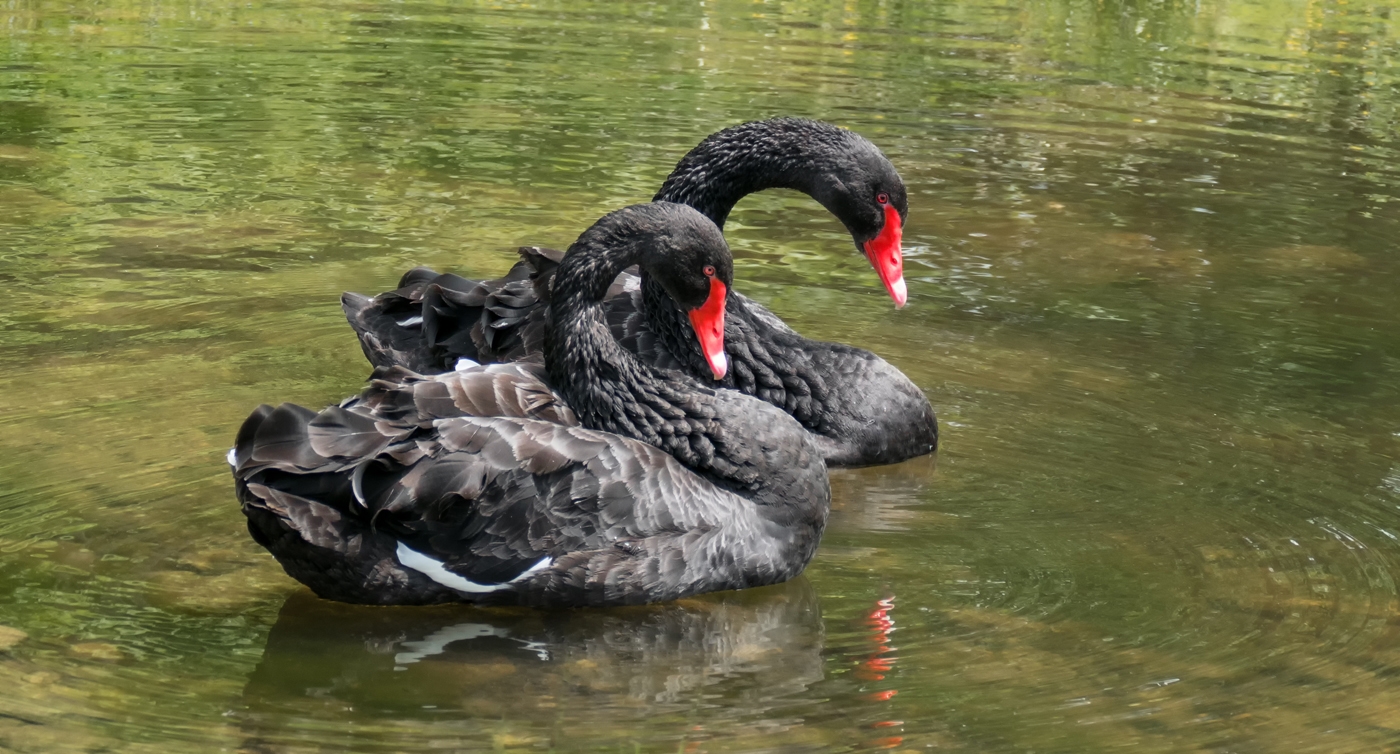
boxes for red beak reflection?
[687,277,728,380]
[862,204,906,308]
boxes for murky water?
[3,0,1400,750]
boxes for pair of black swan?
[232,119,937,607]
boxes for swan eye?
[876,192,890,205]
[703,265,716,277]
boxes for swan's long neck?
[652,118,843,229]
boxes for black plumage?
[234,203,831,607]
[342,118,938,468]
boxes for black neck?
[546,235,759,491]
[638,275,831,434]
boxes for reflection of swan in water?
[393,623,549,665]
[237,579,825,748]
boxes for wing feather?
[250,403,331,471]
[308,405,391,460]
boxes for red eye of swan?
[703,265,716,277]
[877,192,890,205]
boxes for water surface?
[3,0,1400,751]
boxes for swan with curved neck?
[234,203,830,607]
[343,118,937,468]
[654,118,908,306]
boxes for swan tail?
[343,249,640,375]
[341,283,447,374]
[343,259,551,374]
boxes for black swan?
[231,203,831,607]
[343,118,938,468]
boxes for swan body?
[233,204,831,607]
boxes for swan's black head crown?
[561,201,733,310]
[791,121,908,251]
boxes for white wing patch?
[454,357,481,372]
[395,541,551,594]
[226,447,237,467]
[396,315,423,327]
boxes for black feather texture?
[234,203,831,607]
[341,119,938,468]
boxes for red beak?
[687,277,728,380]
[862,204,906,308]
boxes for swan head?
[637,203,734,381]
[805,133,910,309]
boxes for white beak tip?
[709,351,728,380]
[889,276,908,308]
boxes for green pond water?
[4,0,1400,750]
